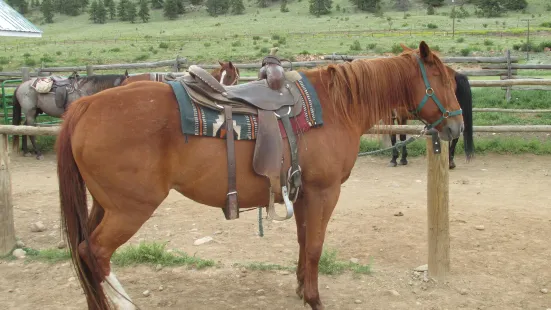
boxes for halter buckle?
[442,111,450,118]
[426,87,434,96]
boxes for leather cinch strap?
[224,105,239,220]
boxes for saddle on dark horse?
[180,55,302,221]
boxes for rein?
[408,55,463,130]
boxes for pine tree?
[126,0,137,22]
[230,0,244,14]
[163,0,179,19]
[309,0,331,16]
[104,0,116,19]
[256,0,267,8]
[150,0,163,9]
[206,0,229,16]
[138,0,150,22]
[176,0,185,14]
[96,0,107,22]
[41,0,54,22]
[89,0,99,22]
[422,0,443,7]
[280,0,289,12]
[350,0,379,12]
[394,0,409,11]
[503,0,527,11]
[189,0,201,4]
[118,0,129,20]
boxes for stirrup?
[266,186,294,221]
[287,165,302,203]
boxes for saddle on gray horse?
[179,56,302,221]
[33,73,81,110]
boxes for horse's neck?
[308,66,405,138]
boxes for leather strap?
[279,111,301,202]
[223,105,239,220]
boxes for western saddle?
[179,55,302,221]
[33,72,81,110]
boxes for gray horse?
[11,71,129,159]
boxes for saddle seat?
[177,63,304,222]
[183,65,298,113]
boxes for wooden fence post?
[0,133,15,256]
[426,136,450,281]
[86,65,94,76]
[12,67,30,155]
[173,55,181,72]
[505,50,512,103]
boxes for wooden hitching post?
[0,133,15,255]
[426,135,450,281]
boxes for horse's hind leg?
[80,192,164,309]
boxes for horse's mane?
[78,74,127,92]
[313,50,453,131]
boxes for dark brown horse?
[55,42,463,310]
[121,60,240,86]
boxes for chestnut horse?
[56,42,463,310]
[121,60,240,86]
[386,70,474,169]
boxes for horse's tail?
[11,85,22,126]
[454,72,474,161]
[56,100,110,310]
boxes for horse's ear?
[125,69,129,77]
[228,61,234,69]
[400,43,413,52]
[218,60,224,67]
[419,41,434,63]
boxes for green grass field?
[1,0,550,156]
[1,0,551,70]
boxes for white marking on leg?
[101,272,136,310]
[220,70,227,85]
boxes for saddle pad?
[168,72,323,141]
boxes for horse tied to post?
[384,65,474,169]
[121,60,240,86]
[55,41,463,310]
[11,71,129,159]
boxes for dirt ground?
[1,152,550,310]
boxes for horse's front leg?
[293,195,307,300]
[301,182,341,310]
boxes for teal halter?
[409,55,463,130]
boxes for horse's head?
[216,61,240,86]
[400,41,464,141]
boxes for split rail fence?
[2,124,551,282]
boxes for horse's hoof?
[449,161,456,170]
[36,155,44,160]
[295,285,304,300]
[399,159,408,166]
[23,152,33,157]
[387,161,397,167]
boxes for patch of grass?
[2,242,215,269]
[111,242,215,269]
[318,249,372,275]
[235,262,294,271]
[24,247,71,263]
[360,136,551,157]
[236,248,372,275]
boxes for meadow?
[1,0,550,156]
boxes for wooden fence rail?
[2,124,551,280]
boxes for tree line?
[5,0,531,24]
